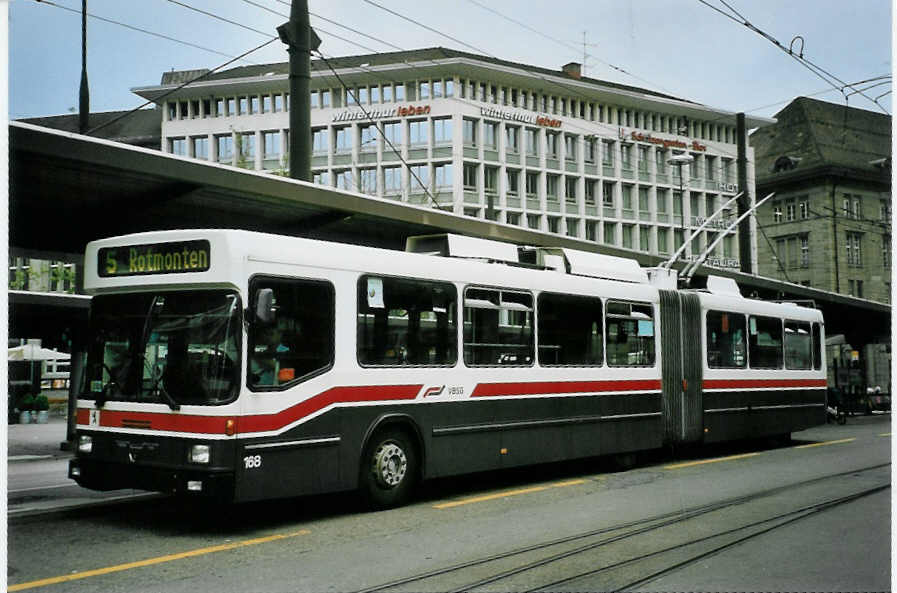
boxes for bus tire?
[359,429,418,509]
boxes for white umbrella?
[8,344,71,361]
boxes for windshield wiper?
[146,370,180,411]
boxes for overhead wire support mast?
[682,192,777,286]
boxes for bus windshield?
[82,290,241,406]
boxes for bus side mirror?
[255,288,276,324]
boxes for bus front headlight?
[189,444,210,464]
[78,435,93,453]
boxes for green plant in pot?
[34,395,50,424]
[18,394,35,423]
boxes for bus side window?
[357,276,457,366]
[748,315,783,369]
[812,322,823,370]
[249,277,334,389]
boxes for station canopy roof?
[9,121,889,323]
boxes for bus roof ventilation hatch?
[706,275,742,297]
[405,234,520,264]
[536,247,648,284]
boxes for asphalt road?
[7,415,891,592]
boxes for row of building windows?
[773,195,892,223]
[774,231,892,270]
[164,75,737,145]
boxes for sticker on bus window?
[91,380,103,393]
[637,320,654,337]
[367,277,384,308]
[749,317,757,335]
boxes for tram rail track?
[354,463,890,593]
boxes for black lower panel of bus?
[69,459,235,499]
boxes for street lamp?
[668,153,694,256]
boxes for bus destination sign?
[99,240,211,277]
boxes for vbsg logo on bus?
[99,240,211,277]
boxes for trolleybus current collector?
[69,230,826,508]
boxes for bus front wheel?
[359,429,417,509]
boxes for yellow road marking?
[8,529,311,592]
[664,452,760,470]
[795,437,856,449]
[879,433,891,437]
[434,479,586,509]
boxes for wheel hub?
[372,442,407,488]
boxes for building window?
[602,140,614,166]
[332,170,351,191]
[359,168,377,195]
[506,126,519,153]
[564,135,577,162]
[846,232,863,266]
[484,121,498,150]
[433,118,452,144]
[785,200,795,222]
[334,126,351,153]
[638,187,650,214]
[262,131,281,167]
[410,164,429,193]
[620,144,632,170]
[525,172,538,197]
[507,169,519,195]
[382,121,401,151]
[419,81,431,100]
[382,85,393,103]
[526,129,538,156]
[191,136,208,160]
[585,137,596,163]
[370,86,380,104]
[622,185,633,212]
[409,120,427,145]
[546,174,559,201]
[564,177,577,203]
[169,137,187,156]
[312,170,329,186]
[463,118,477,146]
[432,163,452,190]
[547,216,560,233]
[463,163,478,190]
[800,235,809,267]
[585,180,597,205]
[312,128,328,154]
[358,87,369,105]
[603,222,615,245]
[602,183,614,207]
[586,221,597,241]
[383,166,401,194]
[658,228,668,253]
[637,146,649,172]
[773,203,783,223]
[622,224,633,248]
[565,219,578,237]
[546,132,559,158]
[216,134,233,163]
[483,167,498,194]
[640,226,650,251]
[359,124,377,151]
[799,198,809,219]
[238,133,255,166]
[527,214,541,230]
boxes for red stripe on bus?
[471,379,663,398]
[238,384,421,433]
[703,378,827,390]
[76,384,422,435]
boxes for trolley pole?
[277,0,319,182]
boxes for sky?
[7,0,893,121]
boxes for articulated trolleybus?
[69,230,826,508]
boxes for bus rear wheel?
[360,429,418,509]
